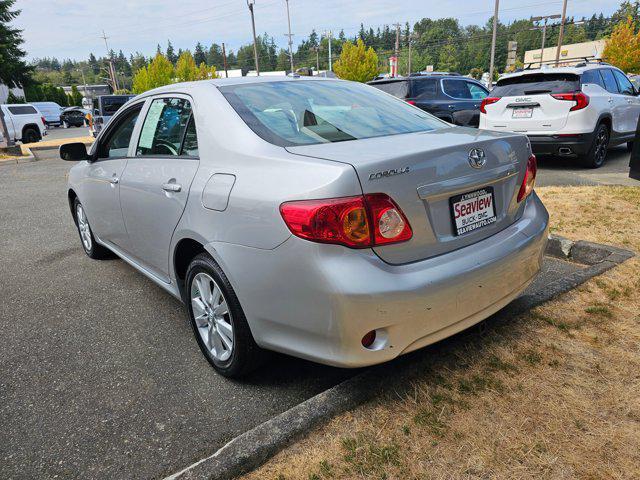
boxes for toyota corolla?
[60,77,548,377]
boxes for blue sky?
[15,0,619,61]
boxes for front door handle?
[162,183,182,192]
[110,176,119,184]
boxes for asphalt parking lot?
[0,150,625,479]
[44,125,91,141]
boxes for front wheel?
[73,198,111,259]
[22,127,40,144]
[581,124,609,168]
[185,253,266,378]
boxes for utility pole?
[324,30,332,71]
[488,0,500,89]
[246,0,260,75]
[314,46,319,73]
[393,22,401,59]
[101,30,119,91]
[284,0,295,73]
[222,43,229,78]
[407,32,416,76]
[555,0,569,66]
[531,15,561,67]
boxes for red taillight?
[41,116,46,126]
[479,97,500,114]
[551,91,589,111]
[406,100,416,106]
[517,154,537,202]
[280,194,412,248]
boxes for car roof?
[368,75,479,84]
[132,76,342,99]
[499,63,621,82]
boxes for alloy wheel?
[594,128,609,166]
[76,203,92,251]
[191,272,234,362]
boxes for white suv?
[479,63,640,168]
[0,103,47,144]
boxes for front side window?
[600,69,620,94]
[220,80,445,147]
[99,106,141,159]
[467,82,489,100]
[442,79,471,99]
[612,69,635,95]
[136,98,194,156]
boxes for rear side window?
[442,79,488,99]
[612,70,634,95]
[369,81,409,99]
[411,79,438,99]
[8,106,38,115]
[137,98,195,157]
[492,73,580,96]
[581,70,606,89]
[600,69,619,94]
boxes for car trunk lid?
[286,127,530,264]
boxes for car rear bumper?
[528,132,594,156]
[206,193,549,368]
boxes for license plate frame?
[450,187,497,236]
[512,107,533,118]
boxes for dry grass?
[243,186,640,480]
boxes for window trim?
[611,68,635,96]
[440,78,488,101]
[133,94,199,160]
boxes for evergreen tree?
[88,53,100,74]
[0,0,32,87]
[166,40,177,64]
[194,42,207,66]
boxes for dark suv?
[368,74,489,127]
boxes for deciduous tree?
[333,39,379,83]
[603,16,640,73]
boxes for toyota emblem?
[468,148,487,169]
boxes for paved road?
[0,153,593,479]
[536,144,637,187]
[44,125,91,141]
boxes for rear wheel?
[185,253,266,377]
[581,124,609,169]
[22,127,40,144]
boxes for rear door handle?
[162,183,182,192]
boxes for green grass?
[585,305,613,318]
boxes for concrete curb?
[0,146,35,165]
[166,237,634,480]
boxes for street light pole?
[247,0,260,75]
[284,0,295,73]
[324,30,332,71]
[222,42,229,78]
[488,0,499,89]
[555,0,569,66]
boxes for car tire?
[581,123,609,169]
[185,252,267,378]
[627,141,634,152]
[22,127,40,144]
[73,198,112,259]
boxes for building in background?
[524,39,606,68]
[61,84,111,101]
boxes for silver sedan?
[61,77,548,377]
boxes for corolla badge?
[368,166,410,181]
[468,148,487,169]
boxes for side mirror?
[60,142,89,161]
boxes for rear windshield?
[101,96,134,115]
[369,80,409,98]
[492,73,580,97]
[220,80,445,147]
[7,106,38,115]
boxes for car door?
[119,95,200,282]
[612,68,640,135]
[599,68,626,135]
[81,103,144,251]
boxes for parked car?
[31,101,63,127]
[480,63,640,168]
[89,94,136,137]
[61,107,89,128]
[60,77,548,378]
[368,74,490,127]
[0,103,47,143]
